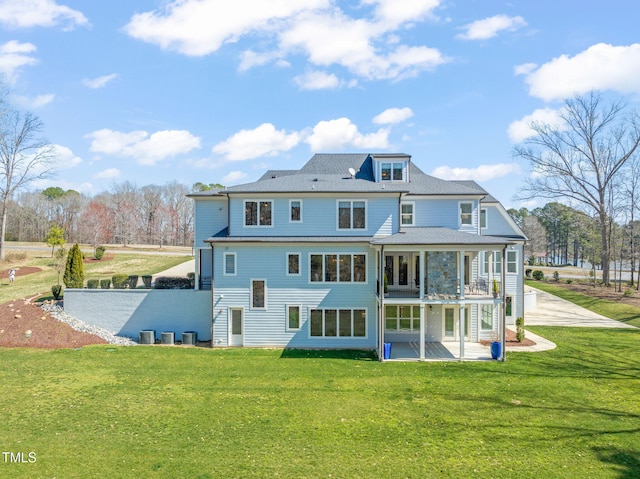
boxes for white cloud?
[520,43,640,101]
[212,123,301,161]
[293,71,341,90]
[13,93,55,109]
[50,144,82,169]
[83,73,118,89]
[94,168,120,179]
[0,0,88,30]
[373,107,413,125]
[86,128,201,165]
[0,40,37,82]
[456,14,526,41]
[305,117,389,151]
[507,107,565,143]
[124,0,447,82]
[431,163,521,181]
[222,171,248,184]
[124,0,327,56]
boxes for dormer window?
[381,162,404,181]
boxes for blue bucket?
[383,342,392,360]
[490,341,502,360]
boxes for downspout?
[379,245,385,361]
[501,245,507,361]
[210,243,215,348]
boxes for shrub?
[127,275,139,289]
[4,252,27,262]
[87,279,99,289]
[566,278,573,284]
[515,317,525,342]
[100,279,111,289]
[94,246,106,260]
[51,284,62,300]
[142,275,152,288]
[155,277,192,289]
[63,243,85,288]
[624,288,634,297]
[553,271,560,282]
[525,268,532,278]
[532,270,544,281]
[112,274,129,289]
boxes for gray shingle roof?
[223,153,486,196]
[371,227,514,246]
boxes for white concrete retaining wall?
[64,289,212,341]
[524,289,537,312]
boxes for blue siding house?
[190,153,526,360]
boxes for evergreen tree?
[63,243,85,288]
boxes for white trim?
[506,250,518,274]
[308,307,368,338]
[289,199,302,223]
[286,252,301,276]
[400,201,415,227]
[308,252,368,284]
[243,199,274,228]
[223,252,236,276]
[286,304,302,331]
[250,278,267,310]
[336,199,368,231]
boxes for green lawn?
[526,280,640,328]
[1,328,639,478]
[0,246,192,304]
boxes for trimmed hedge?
[87,279,99,289]
[52,285,62,300]
[128,275,139,289]
[155,277,193,289]
[112,274,129,289]
[142,275,152,288]
[100,279,111,289]
[94,246,106,260]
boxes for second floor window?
[459,202,473,226]
[381,162,404,181]
[245,200,272,226]
[290,200,302,222]
[310,253,366,283]
[480,208,487,229]
[401,202,414,226]
[338,200,366,230]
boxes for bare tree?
[515,92,640,285]
[0,108,55,260]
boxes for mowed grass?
[1,328,639,478]
[0,244,192,304]
[527,280,640,328]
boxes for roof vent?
[313,178,319,182]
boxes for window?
[401,202,414,226]
[385,305,420,332]
[290,200,302,223]
[287,253,300,276]
[480,208,487,229]
[309,253,366,283]
[481,305,493,330]
[506,250,518,273]
[459,202,473,226]
[251,280,266,309]
[309,308,366,337]
[381,162,405,181]
[483,251,502,275]
[287,305,301,331]
[337,200,366,230]
[223,252,236,276]
[244,200,272,226]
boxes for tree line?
[5,182,220,249]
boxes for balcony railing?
[383,278,502,300]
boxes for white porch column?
[420,303,425,360]
[458,250,465,298]
[419,250,425,299]
[459,305,465,360]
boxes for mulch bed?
[0,266,42,278]
[0,298,107,349]
[480,328,536,347]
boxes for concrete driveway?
[526,287,637,329]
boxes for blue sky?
[1,0,639,209]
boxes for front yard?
[1,327,639,478]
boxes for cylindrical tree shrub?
[100,279,111,289]
[51,284,63,300]
[112,274,129,289]
[127,275,139,289]
[142,275,152,288]
[87,279,99,289]
[94,246,106,260]
[63,243,85,288]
